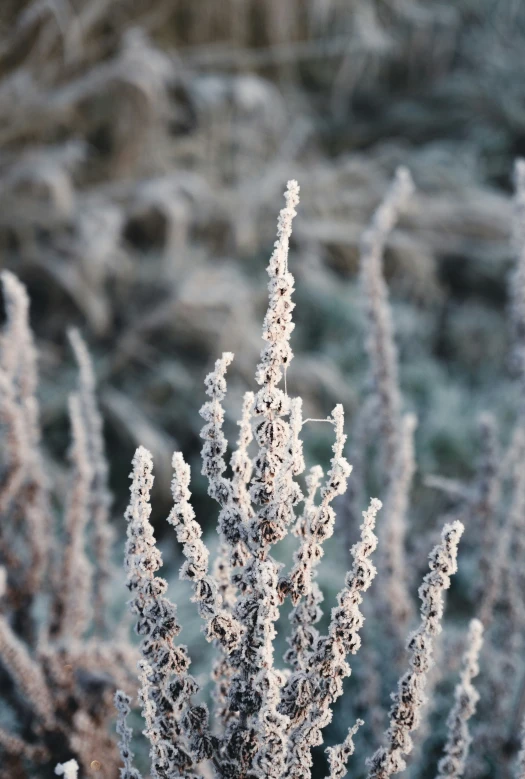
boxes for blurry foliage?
[1,3,525,774]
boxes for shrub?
[1,171,525,779]
[113,180,467,779]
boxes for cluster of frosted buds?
[0,271,41,511]
[359,167,414,474]
[276,397,305,518]
[248,399,306,779]
[282,405,351,607]
[249,179,300,540]
[210,394,255,728]
[281,498,381,779]
[200,352,238,529]
[211,390,256,617]
[436,619,483,779]
[280,405,351,683]
[125,447,210,778]
[224,181,301,779]
[200,375,253,610]
[114,690,142,779]
[229,390,256,571]
[136,659,172,777]
[366,520,464,779]
[284,464,324,671]
[325,719,364,779]
[168,451,242,651]
[199,361,255,737]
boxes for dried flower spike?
[435,618,484,779]
[366,520,464,778]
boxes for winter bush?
[114,178,470,779]
[2,166,525,778]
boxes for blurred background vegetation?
[1,2,524,774]
[1,0,522,523]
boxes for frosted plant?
[478,163,525,629]
[280,497,382,779]
[50,393,94,641]
[0,614,55,728]
[0,275,136,777]
[117,182,385,779]
[123,446,203,778]
[117,181,471,779]
[359,166,414,475]
[2,0,525,772]
[435,619,483,779]
[68,328,114,631]
[380,412,418,641]
[0,271,50,642]
[358,169,417,648]
[283,462,324,672]
[168,450,243,650]
[366,520,464,778]
[325,719,364,779]
[471,413,501,594]
[115,690,142,779]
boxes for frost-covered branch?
[360,167,414,474]
[168,451,242,651]
[366,520,464,778]
[0,614,54,727]
[0,272,50,628]
[380,412,417,639]
[68,328,113,633]
[282,498,381,779]
[218,180,301,779]
[51,393,93,641]
[284,464,324,672]
[435,618,483,779]
[124,447,210,778]
[115,690,142,779]
[325,719,364,779]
